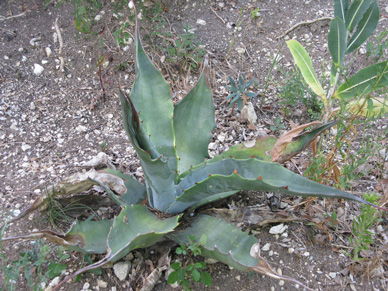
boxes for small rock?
[97,279,108,288]
[21,143,31,151]
[196,19,206,25]
[235,47,245,55]
[45,47,52,57]
[288,247,295,254]
[261,243,271,251]
[76,125,88,132]
[217,133,226,142]
[240,102,257,124]
[94,14,103,21]
[30,102,36,110]
[329,272,337,279]
[269,224,288,235]
[49,277,60,287]
[33,64,44,76]
[208,142,217,150]
[41,59,49,65]
[113,261,131,281]
[82,282,90,290]
[235,275,241,281]
[279,280,285,286]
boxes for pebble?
[49,277,60,287]
[33,64,44,76]
[196,19,206,25]
[22,143,31,151]
[113,262,131,281]
[235,47,245,55]
[97,279,108,288]
[269,224,288,235]
[329,272,336,279]
[261,243,271,251]
[45,47,52,57]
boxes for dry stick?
[0,11,27,21]
[210,7,226,24]
[276,17,332,39]
[54,18,65,72]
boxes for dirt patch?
[1,0,388,290]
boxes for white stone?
[329,272,337,279]
[30,102,36,110]
[261,243,271,251]
[45,47,52,57]
[41,59,48,65]
[235,47,245,55]
[241,102,257,124]
[33,64,44,76]
[217,133,226,142]
[269,224,288,235]
[22,144,31,151]
[128,1,134,9]
[49,277,60,287]
[208,142,217,150]
[113,262,131,281]
[196,19,206,25]
[94,14,103,21]
[97,280,108,288]
[288,247,295,254]
[76,125,88,132]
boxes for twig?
[54,18,65,72]
[276,17,332,39]
[0,11,27,21]
[210,7,226,24]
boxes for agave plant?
[3,4,386,290]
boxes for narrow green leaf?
[345,0,371,32]
[174,63,216,174]
[328,17,347,68]
[346,97,388,117]
[286,40,327,102]
[346,1,379,54]
[335,61,388,99]
[333,0,349,21]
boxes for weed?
[366,30,388,63]
[278,68,323,121]
[270,116,285,133]
[1,219,69,291]
[168,234,212,291]
[251,8,260,20]
[346,193,381,261]
[226,73,258,111]
[112,22,131,47]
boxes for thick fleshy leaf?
[333,0,349,21]
[104,169,147,206]
[286,40,327,103]
[174,62,216,174]
[345,0,371,32]
[56,205,180,288]
[2,219,113,254]
[346,1,379,54]
[167,158,381,213]
[169,214,259,270]
[120,90,177,211]
[129,10,177,172]
[334,61,388,99]
[328,17,347,68]
[169,215,314,290]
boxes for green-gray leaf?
[345,0,371,32]
[346,1,379,54]
[335,61,388,99]
[174,63,216,174]
[328,17,347,68]
[333,0,349,21]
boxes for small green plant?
[112,22,131,47]
[366,30,388,63]
[270,117,285,133]
[251,8,260,20]
[100,140,108,152]
[168,234,212,290]
[0,222,69,291]
[225,73,258,111]
[347,193,381,261]
[162,24,207,70]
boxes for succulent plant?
[4,4,386,290]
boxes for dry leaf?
[271,121,322,162]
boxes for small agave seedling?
[3,3,386,290]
